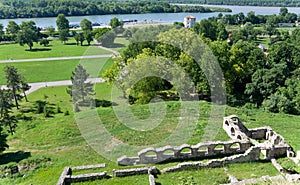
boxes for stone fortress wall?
[58,115,300,185]
[118,115,294,166]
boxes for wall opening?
[144,151,157,158]
[197,146,208,154]
[214,145,225,152]
[231,127,235,136]
[230,143,240,151]
[163,149,175,156]
[237,135,242,140]
[231,117,238,124]
[180,148,192,154]
[225,120,229,126]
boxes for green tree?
[263,23,278,38]
[0,126,8,153]
[194,19,218,40]
[45,26,55,37]
[56,14,69,31]
[93,28,112,39]
[109,17,123,29]
[5,66,28,109]
[40,38,50,46]
[228,41,265,96]
[76,32,85,46]
[6,21,20,35]
[73,31,79,45]
[56,14,69,44]
[16,21,39,50]
[84,31,93,45]
[59,29,69,44]
[216,22,228,40]
[279,7,288,17]
[21,81,31,102]
[0,24,4,41]
[80,18,93,32]
[245,63,289,107]
[0,89,18,135]
[66,65,95,105]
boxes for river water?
[0,5,300,29]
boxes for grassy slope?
[0,39,111,60]
[0,84,299,185]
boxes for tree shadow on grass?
[65,42,77,46]
[105,43,125,49]
[26,48,52,52]
[0,151,31,165]
[95,99,118,107]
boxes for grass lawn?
[0,38,111,60]
[0,57,113,84]
[0,84,299,184]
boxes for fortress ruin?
[58,115,300,185]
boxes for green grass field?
[0,84,299,185]
[0,39,111,60]
[0,57,113,85]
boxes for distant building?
[184,16,196,28]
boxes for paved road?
[1,78,105,95]
[0,54,113,63]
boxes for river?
[0,5,300,29]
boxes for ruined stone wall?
[161,146,261,173]
[223,115,250,140]
[118,140,251,166]
[223,115,294,160]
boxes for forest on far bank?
[0,1,230,19]
[145,0,300,7]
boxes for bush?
[262,94,296,114]
[39,39,50,47]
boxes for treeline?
[164,0,300,7]
[0,0,231,19]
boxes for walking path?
[1,78,104,95]
[0,54,113,63]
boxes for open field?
[0,84,299,184]
[0,39,111,60]
[0,57,113,85]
